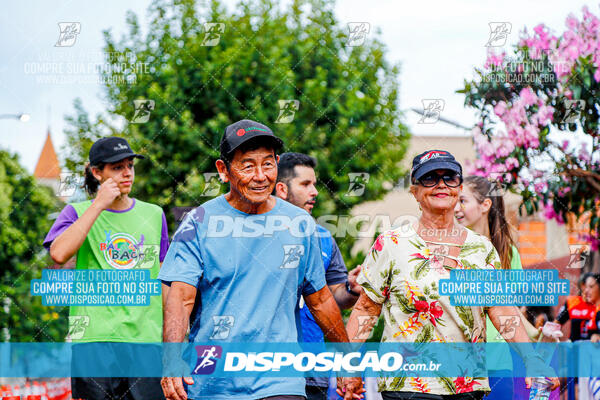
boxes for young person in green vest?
[43,137,169,400]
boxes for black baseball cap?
[220,119,284,159]
[410,150,462,182]
[89,137,145,165]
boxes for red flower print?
[429,301,443,319]
[453,377,480,393]
[382,286,390,299]
[410,252,428,260]
[413,300,444,327]
[373,235,384,252]
[414,300,429,312]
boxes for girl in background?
[455,176,546,400]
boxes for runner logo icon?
[193,345,222,375]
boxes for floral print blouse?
[357,225,502,395]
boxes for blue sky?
[0,0,595,172]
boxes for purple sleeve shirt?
[43,203,170,262]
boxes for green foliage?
[0,150,68,341]
[63,0,409,235]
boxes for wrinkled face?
[93,157,135,195]
[584,276,600,304]
[455,184,484,228]
[286,166,318,213]
[226,147,278,205]
[411,169,461,213]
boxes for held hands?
[95,178,121,210]
[525,377,560,391]
[161,376,194,400]
[348,265,363,294]
[336,376,366,400]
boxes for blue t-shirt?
[299,226,347,344]
[158,195,326,400]
[300,225,348,388]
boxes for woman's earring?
[418,203,422,211]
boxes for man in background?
[275,152,363,400]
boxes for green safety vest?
[69,199,163,343]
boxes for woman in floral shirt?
[342,150,559,400]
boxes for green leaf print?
[456,306,474,329]
[485,249,495,264]
[394,293,417,314]
[438,376,457,394]
[361,280,383,300]
[415,324,434,343]
[410,259,430,280]
[389,376,406,390]
[423,283,440,300]
[459,242,486,257]
[460,259,479,270]
[408,239,423,250]
[385,302,398,326]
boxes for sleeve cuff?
[302,279,326,296]
[158,274,199,288]
[326,277,348,286]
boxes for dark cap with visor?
[89,137,145,165]
[411,150,462,182]
[220,119,284,159]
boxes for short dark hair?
[276,152,317,186]
[220,137,279,170]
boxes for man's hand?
[94,178,121,210]
[336,376,365,399]
[347,265,363,294]
[161,376,194,400]
[525,377,560,391]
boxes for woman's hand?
[336,377,366,399]
[525,377,560,391]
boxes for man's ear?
[275,181,288,200]
[215,159,230,183]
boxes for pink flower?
[566,14,579,30]
[373,235,384,252]
[580,143,591,163]
[519,87,537,107]
[534,181,547,194]
[494,101,507,117]
[558,187,571,197]
[543,202,565,225]
[534,104,554,125]
[485,51,505,69]
[504,157,519,170]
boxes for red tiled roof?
[34,130,60,179]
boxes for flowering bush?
[459,6,600,244]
